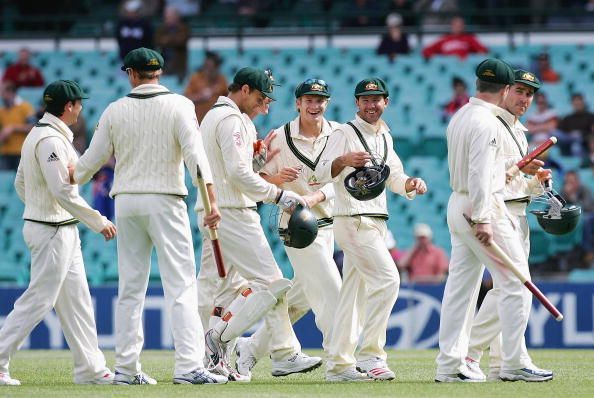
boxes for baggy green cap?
[233,67,277,100]
[121,47,164,71]
[475,58,515,85]
[43,80,88,111]
[295,78,331,98]
[354,77,389,97]
[514,69,542,91]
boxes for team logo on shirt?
[308,174,321,186]
[489,137,497,147]
[47,152,60,162]
[233,131,242,147]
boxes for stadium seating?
[1,43,592,285]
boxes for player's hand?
[522,159,545,175]
[340,151,371,168]
[276,190,306,213]
[405,177,427,194]
[262,130,280,163]
[475,223,493,247]
[67,164,76,184]
[101,221,117,241]
[302,191,325,208]
[277,167,300,183]
[204,203,221,229]
[536,168,552,183]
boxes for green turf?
[2,349,593,397]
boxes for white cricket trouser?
[0,222,108,383]
[326,216,399,376]
[467,211,533,369]
[436,193,532,375]
[114,194,203,376]
[248,227,342,359]
[197,208,294,360]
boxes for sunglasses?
[304,78,328,87]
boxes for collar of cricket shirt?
[129,83,169,95]
[354,114,389,136]
[289,116,333,141]
[216,95,241,112]
[469,96,508,117]
[39,112,74,143]
[500,108,528,132]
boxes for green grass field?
[2,349,593,397]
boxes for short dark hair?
[476,79,506,93]
[452,76,466,88]
[571,93,584,101]
[228,82,256,94]
[136,69,162,80]
[205,51,222,67]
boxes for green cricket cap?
[475,58,515,85]
[514,69,542,91]
[43,80,88,109]
[233,67,277,100]
[354,77,389,97]
[121,47,164,71]
[295,78,331,98]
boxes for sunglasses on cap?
[304,78,328,87]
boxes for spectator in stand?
[441,76,469,123]
[376,13,410,62]
[422,16,488,59]
[526,92,559,136]
[93,157,116,221]
[343,0,382,28]
[398,223,448,283]
[559,93,594,155]
[155,6,190,82]
[414,0,459,30]
[0,81,36,170]
[385,230,405,266]
[533,53,561,83]
[116,0,154,61]
[183,51,228,123]
[388,0,414,26]
[561,170,594,264]
[580,135,594,168]
[2,48,45,88]
[118,0,161,18]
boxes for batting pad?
[217,290,277,342]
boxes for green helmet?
[278,204,318,248]
[530,204,582,235]
[344,165,391,201]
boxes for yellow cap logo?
[482,69,496,77]
[310,83,324,92]
[522,72,535,81]
[365,82,379,91]
[147,58,160,66]
[44,94,53,102]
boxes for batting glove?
[275,189,306,212]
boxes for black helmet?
[344,164,391,201]
[530,204,581,235]
[278,204,318,248]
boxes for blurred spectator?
[93,157,116,221]
[155,6,190,82]
[118,0,161,18]
[561,170,594,264]
[559,93,594,155]
[0,81,36,170]
[532,53,561,83]
[376,13,410,62]
[385,230,405,265]
[184,51,228,122]
[398,223,448,283]
[441,76,469,122]
[421,16,488,59]
[236,0,273,28]
[414,0,459,30]
[116,0,154,61]
[2,48,45,88]
[526,92,559,136]
[343,0,382,28]
[580,135,594,169]
[388,0,414,26]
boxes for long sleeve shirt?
[195,96,279,210]
[16,112,108,232]
[447,97,507,224]
[316,115,415,218]
[75,83,213,197]
[261,116,336,226]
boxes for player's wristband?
[275,189,284,204]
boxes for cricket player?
[0,80,115,386]
[465,70,554,382]
[72,48,227,385]
[436,58,538,382]
[235,78,342,378]
[316,78,427,382]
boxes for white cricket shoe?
[113,371,157,385]
[75,370,115,384]
[488,367,501,381]
[0,372,20,386]
[500,367,553,382]
[435,366,486,383]
[173,368,228,384]
[356,357,395,380]
[271,352,322,376]
[326,368,373,382]
[464,357,486,380]
[235,337,258,378]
